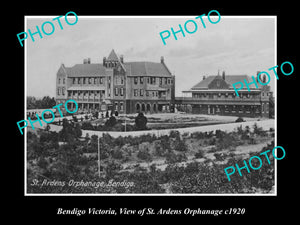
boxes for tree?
[135,112,148,130]
[72,115,78,122]
[59,118,82,142]
[27,96,37,109]
[105,116,117,127]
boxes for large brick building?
[176,71,274,118]
[56,49,175,114]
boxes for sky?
[26,16,276,98]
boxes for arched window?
[146,103,151,112]
[153,104,157,112]
[136,103,140,112]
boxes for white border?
[24,15,277,196]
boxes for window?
[100,77,103,84]
[146,91,149,97]
[134,89,138,97]
[58,78,61,84]
[165,78,167,84]
[150,77,156,84]
[108,77,111,88]
[72,78,75,84]
[63,78,65,84]
[94,78,97,84]
[134,77,138,85]
[120,102,124,111]
[159,78,162,85]
[57,88,60,95]
[147,77,150,84]
[140,89,144,96]
[140,77,144,84]
[115,88,118,96]
[120,88,124,96]
[62,87,65,96]
[115,102,118,111]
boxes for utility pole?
[98,135,101,178]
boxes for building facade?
[176,72,274,118]
[56,49,175,114]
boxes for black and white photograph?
[23,15,277,195]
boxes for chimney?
[256,71,262,83]
[222,71,225,80]
[87,58,91,64]
[263,74,266,83]
[120,55,124,63]
[160,56,164,63]
[203,75,206,80]
[103,57,106,66]
[83,58,88,64]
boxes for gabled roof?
[65,64,106,77]
[107,49,119,61]
[124,61,172,77]
[62,61,172,77]
[191,75,263,90]
[60,49,172,78]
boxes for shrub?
[165,151,187,164]
[214,153,225,161]
[135,113,148,130]
[173,139,188,152]
[111,149,123,160]
[105,116,117,127]
[137,148,152,161]
[235,117,245,122]
[81,121,94,130]
[194,150,205,159]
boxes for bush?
[105,116,117,127]
[165,151,187,164]
[137,148,152,161]
[81,121,94,130]
[235,117,245,122]
[214,152,225,161]
[173,139,188,152]
[135,113,148,130]
[194,150,205,159]
[111,149,123,160]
